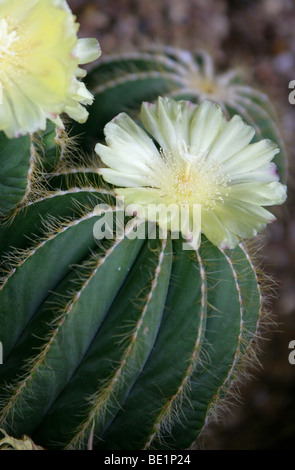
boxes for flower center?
[0,17,27,89]
[153,145,230,209]
[187,72,228,102]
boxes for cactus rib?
[66,237,171,449]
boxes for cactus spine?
[0,47,285,450]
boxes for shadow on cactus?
[0,33,288,451]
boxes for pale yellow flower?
[0,0,101,138]
[95,97,287,249]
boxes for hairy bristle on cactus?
[0,121,79,221]
[0,182,264,449]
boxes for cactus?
[0,45,286,451]
[0,122,71,219]
[0,185,262,450]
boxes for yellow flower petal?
[189,99,227,154]
[74,38,101,65]
[0,0,101,138]
[207,114,255,164]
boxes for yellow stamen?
[155,146,230,209]
[0,17,28,89]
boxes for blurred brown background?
[68,0,295,450]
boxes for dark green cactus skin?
[0,187,261,450]
[0,132,33,217]
[0,122,67,218]
[0,48,281,450]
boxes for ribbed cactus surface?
[0,188,261,449]
[0,122,68,218]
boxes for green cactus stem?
[0,186,262,450]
